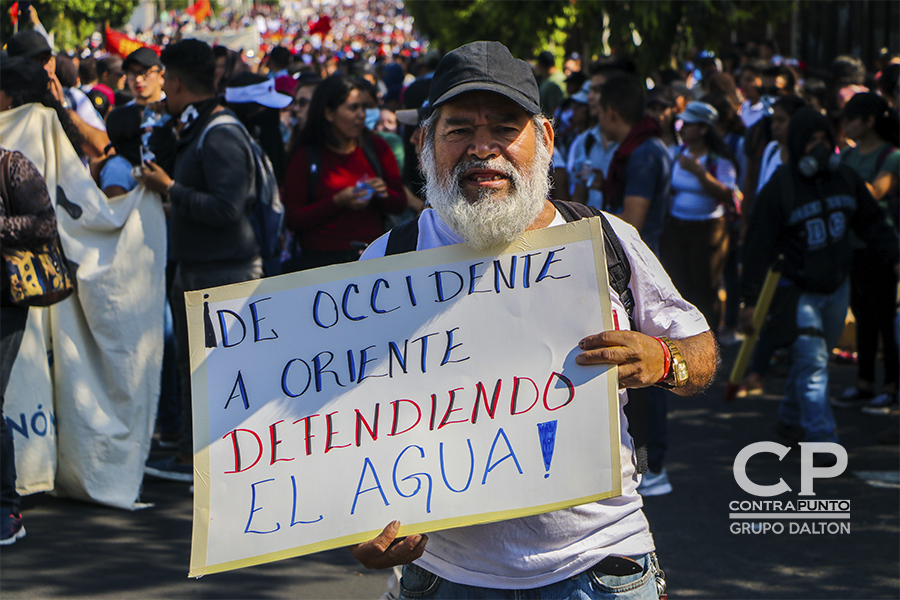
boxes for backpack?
[198,113,285,275]
[383,199,651,473]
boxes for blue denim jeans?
[779,279,849,443]
[399,553,661,599]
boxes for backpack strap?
[384,216,420,256]
[875,144,897,173]
[583,130,596,157]
[550,199,635,328]
[549,199,647,474]
[197,113,246,150]
[0,152,12,209]
[839,145,855,167]
[361,134,384,179]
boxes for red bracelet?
[654,337,671,382]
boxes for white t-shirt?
[740,99,766,128]
[69,87,106,132]
[670,151,737,221]
[362,208,709,589]
[567,125,619,210]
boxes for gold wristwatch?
[656,337,689,389]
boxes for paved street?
[2,344,898,599]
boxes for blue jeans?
[779,279,849,443]
[399,553,661,599]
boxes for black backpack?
[383,199,650,473]
[198,113,285,275]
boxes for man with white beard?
[356,41,718,599]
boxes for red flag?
[308,15,332,36]
[9,2,19,25]
[104,27,163,59]
[185,0,211,22]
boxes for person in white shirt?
[739,61,768,128]
[351,41,718,600]
[661,101,739,334]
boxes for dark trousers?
[722,221,742,330]
[850,249,899,389]
[661,215,730,333]
[171,258,263,458]
[156,261,181,438]
[1,304,29,513]
[644,386,669,473]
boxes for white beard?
[420,133,552,250]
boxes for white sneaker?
[861,393,899,415]
[637,468,673,496]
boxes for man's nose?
[468,128,499,160]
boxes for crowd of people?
[1,7,899,598]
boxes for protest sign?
[187,218,621,577]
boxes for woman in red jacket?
[281,75,406,271]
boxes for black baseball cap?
[6,30,52,60]
[123,47,162,71]
[645,88,675,109]
[428,41,541,115]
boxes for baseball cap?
[645,88,674,108]
[679,101,718,126]
[87,88,112,117]
[6,30,52,60]
[224,76,292,109]
[570,80,590,105]
[123,47,162,71]
[428,41,541,115]
[273,74,297,97]
[396,103,430,127]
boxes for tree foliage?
[405,0,569,59]
[1,0,139,51]
[405,0,794,77]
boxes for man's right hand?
[350,520,428,569]
[140,161,174,195]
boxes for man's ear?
[412,126,422,157]
[541,116,554,155]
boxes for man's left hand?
[140,161,174,195]
[351,521,428,570]
[575,330,665,389]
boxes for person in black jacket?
[740,108,899,444]
[140,39,262,481]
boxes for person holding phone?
[280,75,406,271]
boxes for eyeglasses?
[126,67,160,81]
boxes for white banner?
[184,27,260,53]
[0,104,167,509]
